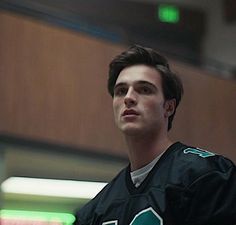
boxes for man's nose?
[124,88,137,107]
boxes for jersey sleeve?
[73,214,84,225]
[73,213,92,225]
[73,207,93,225]
[182,161,236,225]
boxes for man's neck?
[125,132,173,171]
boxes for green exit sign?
[158,4,180,23]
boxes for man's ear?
[164,99,176,118]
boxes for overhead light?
[0,209,75,225]
[1,177,107,199]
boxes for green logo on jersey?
[130,207,163,225]
[102,208,162,225]
[183,148,215,158]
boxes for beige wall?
[0,11,235,162]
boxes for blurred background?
[0,0,235,224]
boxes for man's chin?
[120,124,143,136]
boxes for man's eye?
[114,88,127,96]
[139,86,152,94]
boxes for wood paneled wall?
[0,11,126,156]
[0,11,236,162]
[169,62,236,161]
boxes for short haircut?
[108,44,184,131]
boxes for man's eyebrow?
[114,82,127,90]
[136,80,157,88]
[134,80,158,91]
[114,80,157,89]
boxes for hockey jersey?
[74,142,236,225]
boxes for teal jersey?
[74,142,236,225]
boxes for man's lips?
[122,109,139,116]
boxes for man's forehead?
[115,64,161,86]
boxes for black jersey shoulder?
[178,143,234,173]
[159,142,235,187]
[138,142,235,190]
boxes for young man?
[74,45,236,225]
